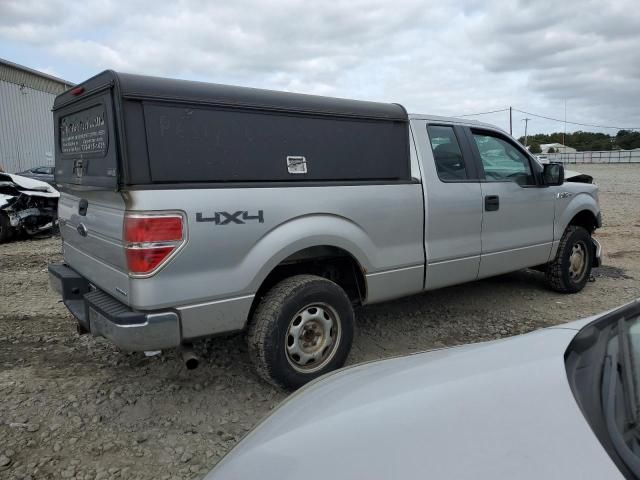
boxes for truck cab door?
[465,128,556,278]
[412,121,483,290]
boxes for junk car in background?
[0,173,59,242]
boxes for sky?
[1,0,639,138]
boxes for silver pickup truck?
[49,71,602,389]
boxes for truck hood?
[564,169,594,184]
[208,326,621,479]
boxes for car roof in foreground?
[550,301,640,332]
[207,324,621,480]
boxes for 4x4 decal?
[196,210,264,225]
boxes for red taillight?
[126,247,175,275]
[124,216,183,243]
[70,86,85,96]
[123,213,185,276]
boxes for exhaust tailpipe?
[180,345,199,370]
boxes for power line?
[457,108,510,117]
[512,108,640,131]
[456,106,640,132]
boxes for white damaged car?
[0,173,59,242]
[207,300,640,479]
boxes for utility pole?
[563,99,567,148]
[509,106,512,135]
[522,118,531,146]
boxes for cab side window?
[472,132,535,186]
[427,125,468,181]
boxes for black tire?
[546,225,593,293]
[0,212,14,243]
[248,274,354,390]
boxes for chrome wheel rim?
[285,303,341,373]
[569,241,588,282]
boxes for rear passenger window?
[427,125,468,181]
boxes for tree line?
[518,130,640,153]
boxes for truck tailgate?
[58,190,131,304]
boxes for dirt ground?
[1,163,639,480]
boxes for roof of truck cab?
[54,70,408,121]
[408,113,501,130]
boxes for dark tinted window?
[472,133,535,186]
[142,103,410,183]
[427,125,468,181]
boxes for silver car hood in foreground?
[208,324,622,479]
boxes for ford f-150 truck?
[48,71,602,389]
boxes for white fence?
[543,150,640,164]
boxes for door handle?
[485,195,500,211]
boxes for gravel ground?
[1,163,639,479]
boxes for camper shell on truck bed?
[53,70,412,189]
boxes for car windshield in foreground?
[602,315,640,475]
[566,300,640,479]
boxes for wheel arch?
[244,213,372,287]
[568,209,599,234]
[250,244,367,317]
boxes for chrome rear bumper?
[48,263,181,351]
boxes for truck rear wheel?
[248,274,354,389]
[545,225,593,293]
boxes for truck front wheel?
[248,274,354,389]
[545,225,593,293]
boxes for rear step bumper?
[48,264,181,351]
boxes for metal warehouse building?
[0,58,73,173]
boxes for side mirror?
[543,163,564,186]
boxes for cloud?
[463,0,640,130]
[1,0,639,134]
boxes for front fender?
[555,192,600,238]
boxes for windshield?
[602,315,640,473]
[565,300,640,479]
[630,322,640,398]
